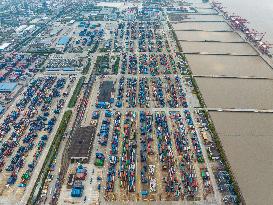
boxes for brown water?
[209,111,273,205]
[219,0,273,47]
[186,54,273,77]
[196,78,273,109]
[176,30,243,42]
[182,2,273,204]
[183,14,224,22]
[181,41,257,55]
[172,21,232,31]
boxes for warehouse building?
[0,83,17,93]
[57,36,70,46]
[46,67,76,73]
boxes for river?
[218,0,273,44]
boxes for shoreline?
[170,1,273,204]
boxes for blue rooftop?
[63,67,75,71]
[46,67,75,72]
[0,83,17,92]
[46,68,62,71]
[57,36,70,46]
[0,105,4,114]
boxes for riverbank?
[170,1,273,204]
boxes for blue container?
[71,188,83,197]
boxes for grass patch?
[190,76,206,108]
[112,56,120,74]
[68,77,85,108]
[167,21,183,52]
[99,47,110,52]
[94,54,110,74]
[82,58,91,75]
[28,110,72,205]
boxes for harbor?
[0,0,273,204]
[171,0,273,205]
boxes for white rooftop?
[0,43,10,51]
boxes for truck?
[71,180,84,197]
[96,102,110,109]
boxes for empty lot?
[185,14,225,22]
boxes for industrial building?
[0,83,17,93]
[46,67,77,74]
[0,43,11,51]
[57,36,70,46]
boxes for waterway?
[209,111,273,205]
[173,1,273,204]
[219,0,273,46]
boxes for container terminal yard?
[0,0,273,205]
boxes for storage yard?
[57,1,236,205]
[0,75,77,204]
[171,1,273,205]
[1,0,273,205]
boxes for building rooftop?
[0,83,17,92]
[0,43,11,51]
[57,36,70,46]
[63,67,75,71]
[50,28,62,36]
[46,67,75,72]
